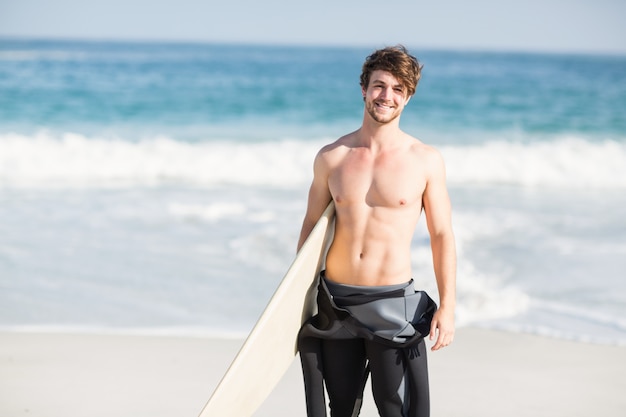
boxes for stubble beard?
[365,100,402,125]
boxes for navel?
[399,199,406,206]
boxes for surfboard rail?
[198,201,335,417]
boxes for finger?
[431,330,443,351]
[432,330,453,351]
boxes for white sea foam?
[168,202,248,222]
[411,237,531,329]
[1,132,626,189]
[441,137,626,188]
[0,132,320,189]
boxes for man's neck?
[358,116,403,150]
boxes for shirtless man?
[297,46,456,417]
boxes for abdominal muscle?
[324,206,419,286]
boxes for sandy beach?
[1,328,624,417]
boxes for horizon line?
[1,35,625,58]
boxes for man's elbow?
[430,229,455,249]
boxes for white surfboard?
[198,201,335,417]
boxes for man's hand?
[429,307,455,351]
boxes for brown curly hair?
[360,45,423,97]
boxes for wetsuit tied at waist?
[298,271,437,417]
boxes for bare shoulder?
[316,132,355,164]
[407,135,446,173]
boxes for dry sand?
[1,328,624,416]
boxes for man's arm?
[422,148,456,351]
[297,150,332,252]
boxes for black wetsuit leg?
[321,338,368,417]
[365,338,430,417]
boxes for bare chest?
[329,150,426,208]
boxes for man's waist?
[323,263,413,286]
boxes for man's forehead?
[369,70,403,86]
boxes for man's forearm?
[430,232,457,308]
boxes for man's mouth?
[375,102,394,110]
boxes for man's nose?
[379,86,392,99]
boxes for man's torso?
[323,132,431,286]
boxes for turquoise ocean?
[1,39,625,345]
